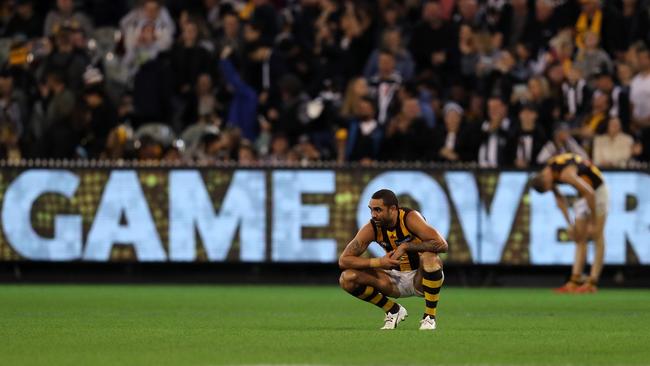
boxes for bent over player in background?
[530,153,608,293]
[338,189,448,330]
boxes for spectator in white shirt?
[592,117,636,168]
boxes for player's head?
[369,189,399,227]
[529,169,552,193]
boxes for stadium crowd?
[0,0,649,167]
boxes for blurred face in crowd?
[139,23,156,45]
[182,22,199,46]
[57,0,74,14]
[196,73,213,95]
[512,0,528,12]
[535,0,554,22]
[638,50,650,72]
[444,110,462,133]
[352,78,368,97]
[554,128,570,144]
[607,118,622,136]
[143,0,161,22]
[0,75,13,97]
[581,0,600,15]
[382,30,401,54]
[378,52,395,78]
[592,92,609,113]
[528,78,543,99]
[17,1,33,18]
[617,63,633,84]
[84,92,103,108]
[243,23,261,42]
[487,98,506,123]
[519,108,538,131]
[402,98,420,120]
[238,146,257,164]
[547,64,565,85]
[271,135,289,155]
[596,74,614,92]
[357,99,375,120]
[583,31,599,50]
[459,0,478,20]
[422,2,440,23]
[223,14,240,38]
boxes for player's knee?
[339,270,358,290]
[420,252,442,272]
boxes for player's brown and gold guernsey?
[548,153,604,190]
[370,207,421,272]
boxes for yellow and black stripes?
[422,269,444,318]
[350,285,398,313]
[371,208,421,271]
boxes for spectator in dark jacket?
[512,102,547,168]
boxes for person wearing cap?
[529,153,608,293]
[536,122,588,164]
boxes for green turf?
[1,285,649,366]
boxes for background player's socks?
[422,269,444,319]
[350,285,399,313]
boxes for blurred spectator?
[620,0,649,48]
[363,27,415,81]
[512,103,547,168]
[219,46,258,141]
[133,122,176,161]
[367,50,401,126]
[561,67,590,124]
[237,139,258,165]
[250,0,278,47]
[594,69,630,129]
[44,0,93,37]
[537,122,589,164]
[340,77,368,120]
[592,117,635,167]
[409,1,453,80]
[434,102,475,162]
[38,27,90,93]
[574,0,625,57]
[381,97,431,161]
[575,91,610,145]
[37,72,77,158]
[214,12,242,60]
[478,96,513,167]
[345,96,381,162]
[120,0,175,57]
[170,17,214,98]
[630,44,650,162]
[3,0,42,39]
[338,2,374,81]
[77,84,118,158]
[573,31,613,80]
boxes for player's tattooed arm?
[401,210,448,254]
[338,223,400,270]
[404,238,448,253]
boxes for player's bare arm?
[552,186,572,226]
[338,223,400,270]
[391,211,448,260]
[558,165,597,220]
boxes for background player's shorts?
[574,184,609,219]
[384,269,423,298]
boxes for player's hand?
[567,225,575,241]
[390,246,407,261]
[380,251,400,269]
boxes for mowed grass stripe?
[0,285,649,366]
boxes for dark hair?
[371,189,399,208]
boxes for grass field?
[1,285,649,366]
